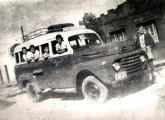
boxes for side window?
[41,43,50,59]
[41,43,49,55]
[15,52,19,63]
[35,46,39,51]
[20,51,25,62]
[52,35,68,54]
[34,46,40,61]
[68,33,101,50]
[28,45,40,62]
[78,35,87,46]
[69,36,79,50]
[51,40,58,54]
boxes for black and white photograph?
[0,0,165,120]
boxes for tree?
[81,12,97,29]
[80,12,107,43]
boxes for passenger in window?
[55,35,68,54]
[22,47,33,63]
[29,45,40,62]
[43,46,50,60]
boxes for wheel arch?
[22,80,31,88]
[17,73,33,90]
[76,70,103,91]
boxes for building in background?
[0,50,16,84]
[96,0,165,60]
[1,0,165,84]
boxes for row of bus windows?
[15,33,101,63]
[15,40,67,64]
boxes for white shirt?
[56,42,67,52]
[23,51,33,62]
[33,50,40,60]
[23,50,40,62]
[139,34,145,48]
[43,52,50,58]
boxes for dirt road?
[0,67,165,120]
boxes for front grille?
[120,54,143,74]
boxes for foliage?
[81,12,97,29]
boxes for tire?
[26,82,43,102]
[82,76,109,104]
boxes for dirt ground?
[0,66,165,120]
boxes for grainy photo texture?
[0,0,165,120]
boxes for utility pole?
[0,68,3,84]
[21,26,25,42]
[4,65,10,83]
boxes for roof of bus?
[14,28,96,53]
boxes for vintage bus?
[14,24,154,103]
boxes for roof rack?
[23,28,63,42]
[24,28,47,41]
[23,23,74,42]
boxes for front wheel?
[26,82,43,102]
[82,76,109,104]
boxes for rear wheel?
[82,76,109,104]
[26,82,43,102]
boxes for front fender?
[73,57,116,85]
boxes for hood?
[76,41,137,61]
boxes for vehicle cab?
[14,24,154,103]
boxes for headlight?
[140,55,146,62]
[112,62,121,71]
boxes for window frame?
[14,52,20,64]
[109,29,126,42]
[14,34,74,65]
[40,43,50,58]
[68,33,102,50]
[50,37,72,56]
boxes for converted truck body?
[14,24,154,103]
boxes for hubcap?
[85,82,100,101]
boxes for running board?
[42,88,77,93]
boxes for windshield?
[68,33,101,50]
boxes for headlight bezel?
[140,55,146,62]
[112,62,121,72]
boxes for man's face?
[57,38,62,43]
[22,49,27,54]
[44,47,49,53]
[138,26,144,34]
[30,47,35,53]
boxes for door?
[21,54,74,90]
[47,55,74,89]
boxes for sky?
[0,0,125,53]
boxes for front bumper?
[111,68,151,87]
